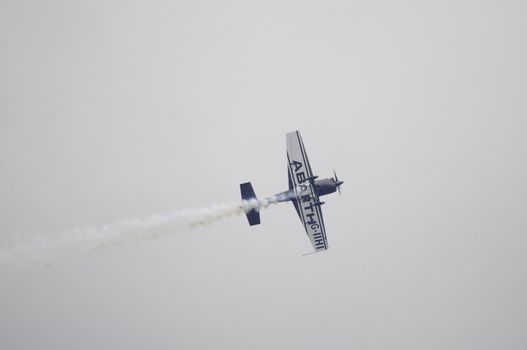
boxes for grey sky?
[1,0,526,349]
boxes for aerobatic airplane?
[240,130,343,253]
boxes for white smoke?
[0,195,291,269]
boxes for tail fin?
[240,182,261,226]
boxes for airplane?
[240,130,343,253]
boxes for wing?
[286,131,328,252]
[286,131,314,183]
[295,188,328,251]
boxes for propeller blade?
[334,169,342,195]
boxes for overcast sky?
[1,0,526,349]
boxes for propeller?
[334,169,343,195]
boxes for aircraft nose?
[336,181,344,186]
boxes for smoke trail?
[0,194,292,269]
